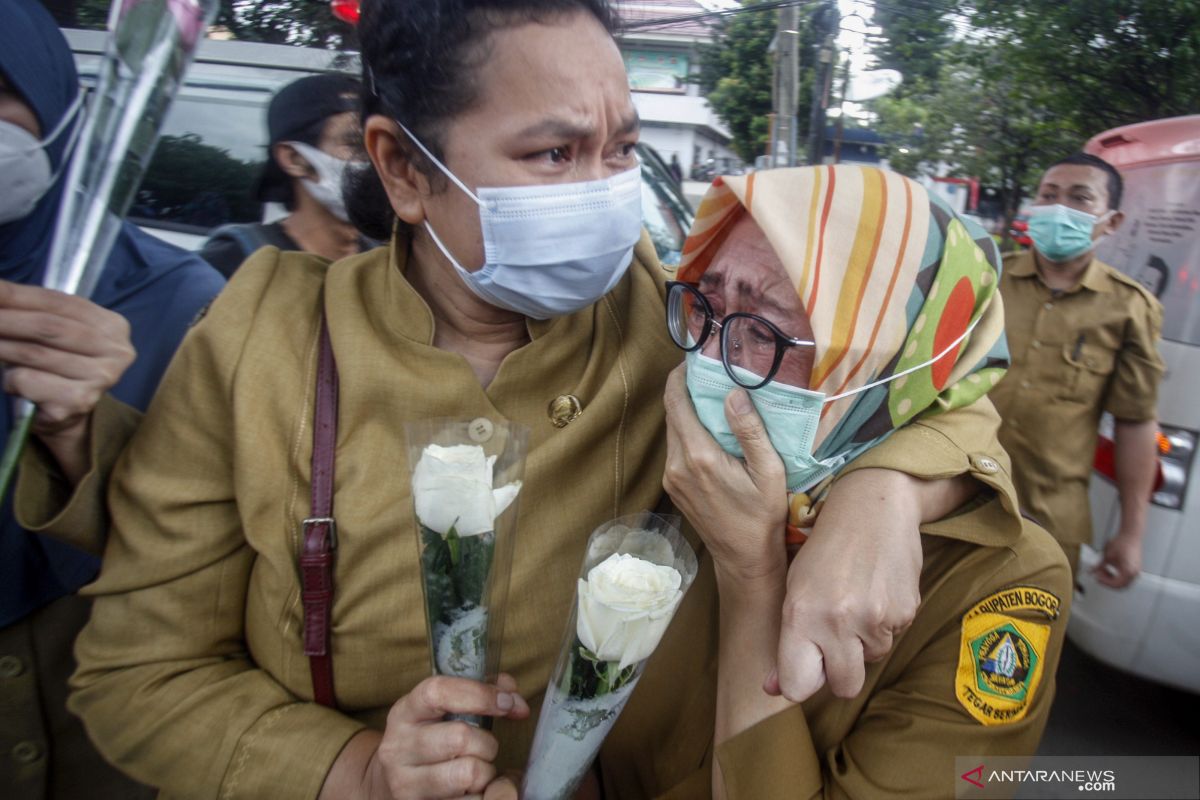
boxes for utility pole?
[773,3,799,167]
[806,0,839,166]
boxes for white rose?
[412,444,521,536]
[576,553,683,669]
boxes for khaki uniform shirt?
[603,505,1070,800]
[990,250,1165,546]
[18,234,1031,799]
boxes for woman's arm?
[661,368,796,798]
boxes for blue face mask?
[398,122,643,320]
[685,351,844,493]
[684,309,986,493]
[1026,204,1112,263]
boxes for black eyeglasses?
[666,281,815,390]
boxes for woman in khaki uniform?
[598,168,1071,798]
[28,3,1037,798]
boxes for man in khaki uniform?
[990,153,1164,585]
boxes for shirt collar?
[1008,248,1111,294]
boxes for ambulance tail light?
[1092,426,1193,510]
[1152,425,1195,510]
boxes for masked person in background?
[990,153,1165,586]
[0,2,224,798]
[198,74,373,278]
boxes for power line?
[618,0,823,32]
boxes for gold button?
[0,655,23,678]
[1043,302,1054,311]
[12,740,41,764]
[1020,380,1031,390]
[1031,340,1041,349]
[467,417,494,443]
[548,395,583,428]
[971,455,1000,474]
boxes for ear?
[273,142,315,180]
[1102,209,1125,236]
[364,115,430,225]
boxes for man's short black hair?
[1047,152,1123,210]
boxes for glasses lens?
[722,314,778,388]
[667,284,707,350]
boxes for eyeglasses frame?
[665,280,815,390]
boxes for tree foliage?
[871,0,1200,225]
[46,0,354,48]
[696,1,820,163]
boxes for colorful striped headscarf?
[678,166,1009,530]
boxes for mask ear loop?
[823,310,987,404]
[394,121,483,208]
[42,88,88,187]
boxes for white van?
[65,28,694,263]
[1070,115,1200,694]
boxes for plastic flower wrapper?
[406,418,529,725]
[522,512,699,800]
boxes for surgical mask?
[1026,204,1113,263]
[287,140,355,222]
[685,311,984,494]
[398,122,643,320]
[0,91,85,225]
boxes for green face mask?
[684,351,844,494]
[1026,204,1112,262]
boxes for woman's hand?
[768,470,977,701]
[662,364,788,586]
[321,674,530,800]
[0,279,135,485]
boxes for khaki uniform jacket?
[990,250,1165,546]
[18,234,1043,798]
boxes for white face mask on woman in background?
[397,122,644,321]
[0,91,84,225]
[285,140,357,223]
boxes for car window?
[637,145,693,267]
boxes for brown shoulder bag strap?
[301,313,339,708]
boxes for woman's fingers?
[392,676,528,728]
[723,389,785,493]
[409,720,499,766]
[404,757,496,798]
[770,635,825,701]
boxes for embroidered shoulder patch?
[954,586,1057,726]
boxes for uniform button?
[971,455,1000,474]
[548,395,583,428]
[1020,380,1031,390]
[12,740,42,764]
[1031,340,1041,349]
[0,655,23,678]
[1043,302,1054,311]
[467,417,494,443]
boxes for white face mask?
[286,140,357,222]
[398,122,643,320]
[0,92,85,225]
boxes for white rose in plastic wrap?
[412,444,522,536]
[577,553,684,669]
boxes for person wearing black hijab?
[0,2,224,797]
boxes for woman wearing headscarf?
[0,2,224,798]
[600,166,1069,798]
